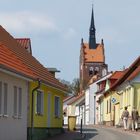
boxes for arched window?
[95,67,99,75]
[89,67,94,76]
[102,68,107,76]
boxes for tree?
[70,78,80,95]
[59,78,80,95]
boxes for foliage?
[59,78,80,95]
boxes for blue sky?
[1,0,140,82]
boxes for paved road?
[47,125,140,140]
[82,126,140,140]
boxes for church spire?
[89,7,96,49]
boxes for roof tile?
[0,25,68,92]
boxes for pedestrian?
[121,107,129,131]
[131,106,139,131]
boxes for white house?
[85,73,112,125]
[0,70,32,140]
[0,28,35,140]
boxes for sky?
[1,0,140,83]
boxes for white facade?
[85,73,112,125]
[0,71,29,140]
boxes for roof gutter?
[31,79,41,140]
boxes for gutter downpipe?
[31,79,41,140]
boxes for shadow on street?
[46,126,98,140]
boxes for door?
[114,103,120,125]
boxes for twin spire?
[89,7,96,49]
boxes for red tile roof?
[16,38,32,54]
[83,43,105,63]
[109,71,125,79]
[111,56,140,90]
[0,43,35,79]
[126,65,140,81]
[67,93,85,105]
[0,25,68,92]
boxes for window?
[102,68,107,76]
[13,86,17,116]
[0,82,8,117]
[3,83,8,116]
[13,86,22,118]
[120,93,123,108]
[54,96,60,117]
[36,90,44,115]
[18,88,22,117]
[89,67,94,76]
[94,67,99,75]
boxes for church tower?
[80,7,108,91]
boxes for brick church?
[80,8,108,91]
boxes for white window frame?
[54,96,60,118]
[13,86,22,119]
[36,90,44,115]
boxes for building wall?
[85,88,90,125]
[29,82,64,128]
[0,71,28,140]
[89,84,96,124]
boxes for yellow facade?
[101,90,120,126]
[28,81,64,128]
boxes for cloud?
[0,11,58,34]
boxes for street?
[47,126,140,140]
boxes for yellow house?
[98,71,125,126]
[111,57,140,127]
[0,26,68,140]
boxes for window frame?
[54,96,60,118]
[36,90,44,115]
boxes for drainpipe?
[31,79,41,140]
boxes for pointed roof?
[90,7,95,31]
[89,7,96,49]
[111,56,140,90]
[0,25,68,92]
